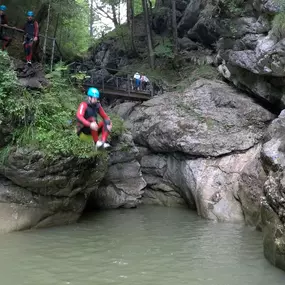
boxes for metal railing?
[69,63,154,99]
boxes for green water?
[0,206,284,285]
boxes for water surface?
[0,206,283,285]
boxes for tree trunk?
[127,0,131,24]
[54,12,60,38]
[155,0,163,8]
[42,0,51,63]
[127,0,137,54]
[172,0,178,55]
[118,0,121,25]
[90,0,94,37]
[111,4,119,27]
[142,0,155,68]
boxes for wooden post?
[150,83,154,97]
[127,75,130,96]
[50,38,56,72]
[91,72,94,85]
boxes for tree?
[90,0,94,36]
[171,0,178,55]
[42,0,52,63]
[141,0,154,68]
[92,0,121,28]
[127,0,137,53]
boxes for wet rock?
[178,0,203,35]
[178,37,199,50]
[126,79,274,222]
[260,110,285,270]
[129,79,274,156]
[14,61,49,89]
[0,147,108,232]
[0,176,85,233]
[88,132,146,209]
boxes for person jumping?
[76,87,112,149]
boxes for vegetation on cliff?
[0,51,124,159]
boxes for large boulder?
[0,147,108,232]
[228,36,285,77]
[14,61,49,89]
[129,79,274,156]
[215,5,285,108]
[141,154,186,207]
[127,79,274,222]
[260,110,285,270]
[87,132,146,209]
[177,0,204,35]
[0,176,85,232]
[139,145,265,223]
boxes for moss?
[176,64,220,92]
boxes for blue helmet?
[27,11,34,17]
[87,87,100,98]
[0,5,7,11]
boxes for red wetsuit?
[23,20,39,61]
[76,101,111,143]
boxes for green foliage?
[134,0,143,16]
[0,52,124,158]
[202,0,245,18]
[154,38,174,59]
[0,51,29,124]
[218,0,245,16]
[176,65,220,91]
[272,1,285,39]
[108,114,125,138]
[272,12,285,39]
[53,0,91,57]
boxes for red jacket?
[76,101,110,128]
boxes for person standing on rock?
[0,5,12,51]
[76,87,112,149]
[22,11,39,65]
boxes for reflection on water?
[0,205,283,285]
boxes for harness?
[24,20,35,41]
[0,15,6,35]
[76,102,100,135]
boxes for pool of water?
[0,205,283,285]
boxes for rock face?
[161,0,285,107]
[124,79,274,222]
[260,110,285,271]
[0,148,107,233]
[130,79,273,156]
[14,60,49,89]
[87,132,146,209]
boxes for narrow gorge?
[1,0,285,275]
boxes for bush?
[272,12,285,39]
